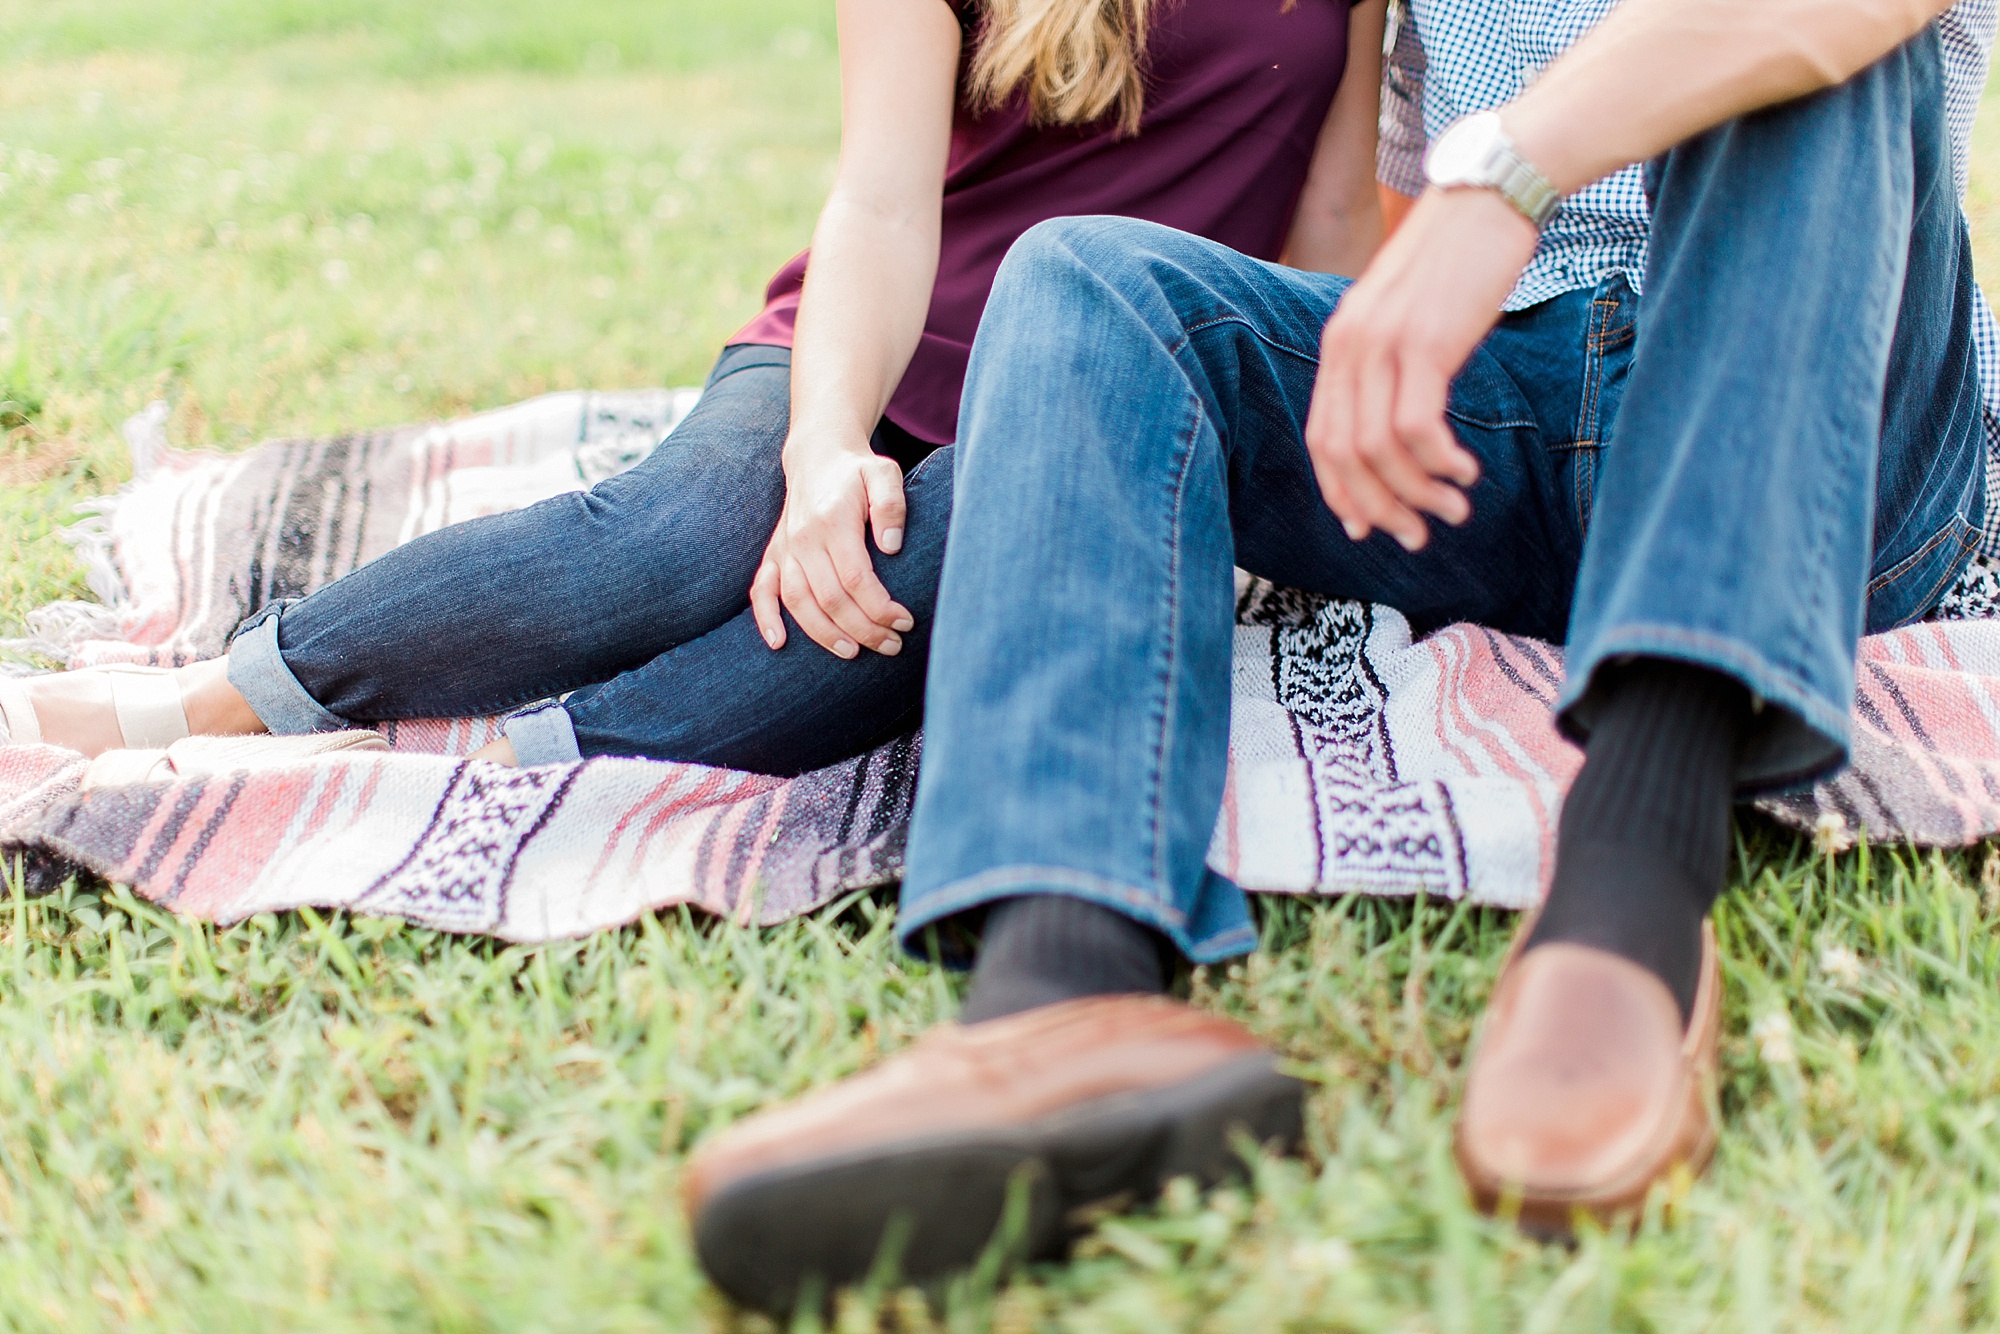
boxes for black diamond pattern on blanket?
[1265,592,1469,897]
[357,762,579,932]
[1274,601,1398,786]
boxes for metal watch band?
[1426,113,1562,230]
[1495,151,1560,230]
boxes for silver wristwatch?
[1424,111,1560,230]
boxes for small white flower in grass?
[1287,1238,1354,1274]
[517,135,553,175]
[512,206,541,235]
[545,225,574,254]
[1813,811,1848,853]
[1752,1011,1796,1066]
[1818,944,1864,987]
[321,258,350,286]
[651,192,684,222]
[414,249,442,277]
[587,275,615,300]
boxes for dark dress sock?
[1524,658,1751,1021]
[960,894,1173,1025]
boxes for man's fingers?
[862,459,909,556]
[1344,353,1433,551]
[1364,421,1470,531]
[780,557,860,659]
[1331,448,1429,551]
[1305,351,1372,540]
[1393,359,1480,495]
[750,560,787,650]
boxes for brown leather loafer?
[1454,920,1721,1236]
[683,994,1304,1312]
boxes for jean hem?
[503,701,583,765]
[899,865,1259,966]
[225,605,353,735]
[1559,622,1852,793]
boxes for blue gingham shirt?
[1380,0,2000,554]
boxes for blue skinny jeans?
[901,31,1987,964]
[227,344,954,776]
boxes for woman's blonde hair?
[966,0,1156,136]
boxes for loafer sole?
[693,1050,1304,1312]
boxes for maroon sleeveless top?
[731,0,1352,446]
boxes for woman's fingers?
[780,555,861,658]
[823,506,912,634]
[862,457,909,556]
[750,559,788,650]
[795,545,906,656]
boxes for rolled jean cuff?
[897,865,1260,968]
[1557,624,1853,796]
[503,700,582,766]
[226,602,352,735]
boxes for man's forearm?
[1502,0,1951,196]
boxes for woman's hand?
[751,439,915,658]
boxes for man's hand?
[751,440,915,658]
[1305,186,1540,550]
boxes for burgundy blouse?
[731,0,1352,446]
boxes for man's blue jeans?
[901,32,1986,963]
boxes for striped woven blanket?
[3,393,1998,940]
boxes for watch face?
[1426,113,1498,186]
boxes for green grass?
[2,3,2000,1328]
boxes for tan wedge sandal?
[0,666,191,751]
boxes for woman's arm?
[1378,186,1415,237]
[1282,0,1388,275]
[751,0,962,658]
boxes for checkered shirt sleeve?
[1377,2,1429,198]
